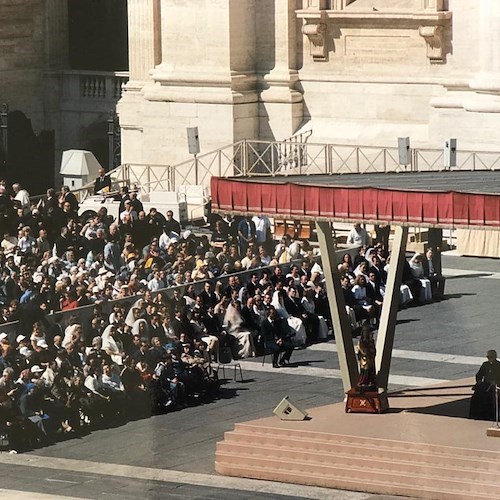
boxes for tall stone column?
[467,0,500,112]
[44,0,68,69]
[127,0,157,84]
[259,0,304,141]
[135,0,259,167]
[119,0,159,164]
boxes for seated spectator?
[351,275,377,323]
[261,306,294,368]
[222,300,256,359]
[422,247,446,300]
[409,253,432,302]
[470,350,500,421]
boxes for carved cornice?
[297,8,452,63]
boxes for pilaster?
[122,0,259,166]
[44,0,68,69]
[467,0,500,112]
[127,0,157,85]
[259,0,304,140]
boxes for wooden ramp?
[215,379,500,499]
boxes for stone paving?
[1,254,497,499]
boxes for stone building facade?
[0,0,127,192]
[119,0,500,167]
[2,1,499,189]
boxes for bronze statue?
[356,323,377,392]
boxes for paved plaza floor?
[1,253,498,499]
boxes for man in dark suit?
[60,186,79,212]
[237,216,256,256]
[198,281,218,311]
[94,167,112,194]
[260,306,293,368]
[422,247,446,299]
[163,210,182,235]
[283,286,319,343]
[366,270,383,322]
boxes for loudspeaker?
[444,138,457,168]
[273,396,309,421]
[187,127,200,155]
[398,137,411,165]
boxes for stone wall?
[0,0,45,131]
[118,0,500,170]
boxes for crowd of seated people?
[0,180,336,451]
[0,182,447,450]
[339,237,446,334]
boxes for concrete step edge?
[215,462,499,500]
[224,431,500,470]
[215,451,500,490]
[231,424,500,459]
[216,441,500,477]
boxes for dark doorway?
[4,111,55,195]
[68,0,129,71]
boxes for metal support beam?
[375,225,409,392]
[316,221,358,392]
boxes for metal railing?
[153,140,500,187]
[58,139,500,203]
[66,162,173,203]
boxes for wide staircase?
[215,422,500,499]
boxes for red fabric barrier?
[484,195,500,227]
[407,192,423,224]
[290,184,305,217]
[305,186,320,217]
[212,178,233,211]
[246,183,263,213]
[437,192,453,225]
[451,192,468,226]
[276,184,291,217]
[468,193,485,226]
[333,188,349,218]
[261,184,277,214]
[318,187,334,218]
[232,182,248,212]
[211,178,500,229]
[363,188,378,220]
[392,191,408,223]
[422,193,438,225]
[377,190,393,221]
[348,188,364,219]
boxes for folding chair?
[214,346,244,382]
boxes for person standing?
[94,167,112,195]
[237,217,256,256]
[252,215,271,251]
[347,223,371,247]
[12,183,30,215]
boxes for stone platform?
[215,378,500,499]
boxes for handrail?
[36,140,500,200]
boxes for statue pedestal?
[345,389,389,414]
